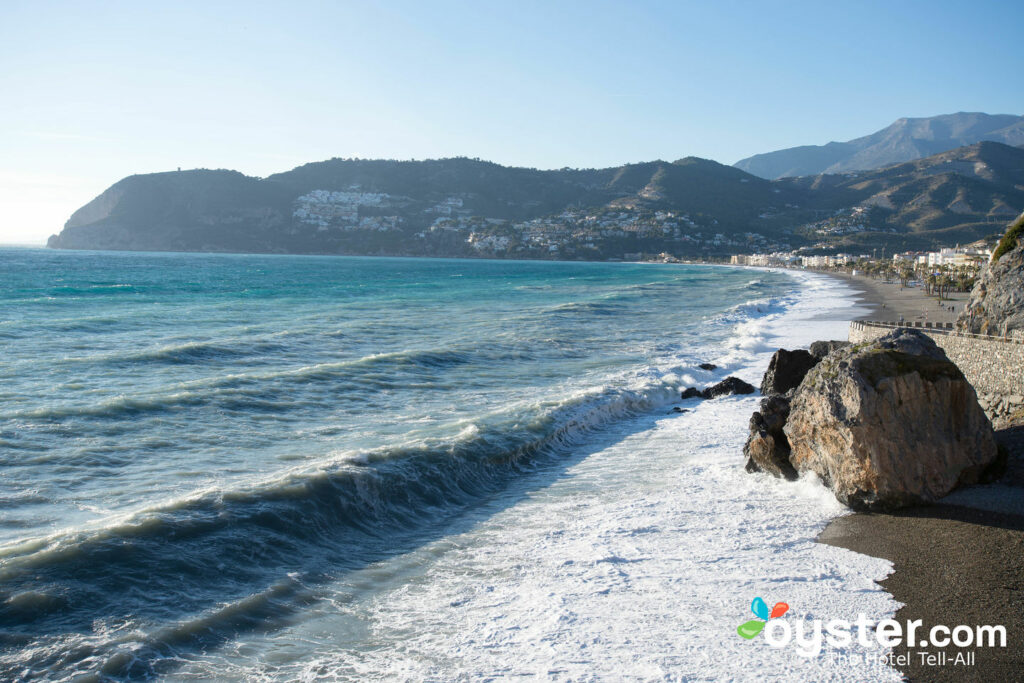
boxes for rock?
[759,348,818,396]
[808,340,850,360]
[743,395,797,480]
[704,376,755,399]
[680,387,704,400]
[698,362,718,371]
[669,407,690,414]
[958,212,1024,336]
[784,329,998,510]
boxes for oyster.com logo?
[734,595,1005,662]
[737,596,789,639]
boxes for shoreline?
[808,269,1024,681]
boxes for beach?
[2,250,1017,680]
[809,269,1024,681]
[817,270,971,325]
[1,252,901,680]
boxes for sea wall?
[849,321,1024,423]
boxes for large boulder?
[784,329,998,509]
[744,395,797,480]
[958,212,1024,337]
[760,348,818,396]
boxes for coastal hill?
[779,141,1024,252]
[48,142,1024,259]
[734,112,1024,179]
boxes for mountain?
[782,141,1024,248]
[734,112,1024,179]
[49,157,805,258]
[48,142,1024,259]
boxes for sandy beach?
[821,270,971,325]
[810,269,1024,681]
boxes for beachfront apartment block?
[893,246,992,267]
[800,253,856,268]
[730,253,799,267]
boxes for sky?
[1,0,1022,244]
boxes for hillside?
[734,112,1024,179]
[48,142,1024,259]
[782,141,1024,251]
[49,157,807,259]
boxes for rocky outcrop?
[759,349,818,396]
[808,340,849,360]
[743,347,828,477]
[680,376,756,401]
[744,395,797,480]
[704,377,756,398]
[708,376,757,397]
[784,329,998,509]
[958,213,1024,337]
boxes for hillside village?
[286,184,1006,273]
[286,185,796,259]
[49,140,1024,258]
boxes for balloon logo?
[737,597,789,639]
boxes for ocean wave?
[714,294,793,323]
[94,339,289,366]
[0,377,680,677]
[48,283,141,295]
[3,347,489,424]
[542,300,626,316]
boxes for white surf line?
[172,269,900,682]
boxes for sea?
[0,248,900,681]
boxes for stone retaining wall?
[849,321,1024,423]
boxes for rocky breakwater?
[744,330,1001,510]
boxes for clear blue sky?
[2,0,1022,243]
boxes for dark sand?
[820,497,1024,681]
[810,270,1024,681]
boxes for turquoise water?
[0,249,797,679]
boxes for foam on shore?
[167,270,902,681]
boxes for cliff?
[958,212,1024,337]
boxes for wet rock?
[669,407,690,414]
[743,395,797,480]
[703,376,755,399]
[680,387,704,400]
[760,348,818,396]
[698,362,718,371]
[784,329,998,510]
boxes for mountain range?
[734,112,1024,179]
[48,124,1024,260]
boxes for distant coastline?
[46,141,1022,259]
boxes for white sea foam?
[171,270,899,681]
